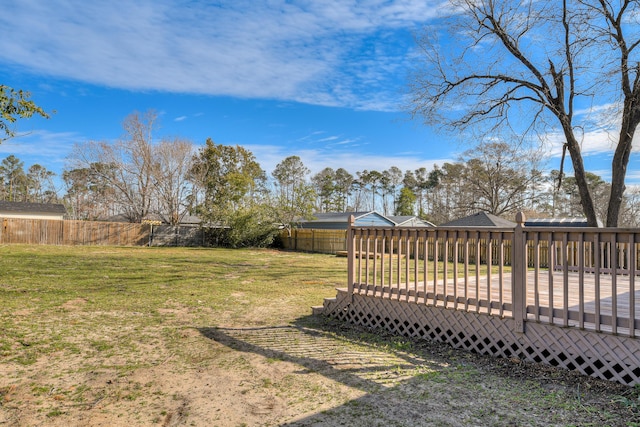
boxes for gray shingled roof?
[525,217,603,227]
[388,216,436,227]
[388,215,413,224]
[440,212,516,228]
[306,212,376,223]
[0,201,66,214]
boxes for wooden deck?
[336,219,640,385]
[353,269,640,336]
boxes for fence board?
[1,218,151,246]
[280,229,348,254]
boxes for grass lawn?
[0,244,639,426]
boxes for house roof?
[388,215,412,224]
[306,212,379,223]
[0,201,66,214]
[298,211,396,228]
[525,217,603,227]
[388,216,436,227]
[440,212,516,228]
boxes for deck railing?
[346,213,640,338]
[524,225,640,337]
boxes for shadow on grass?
[197,315,635,426]
[199,315,447,382]
[198,316,455,426]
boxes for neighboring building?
[177,214,202,227]
[297,211,395,229]
[388,215,436,228]
[441,213,603,228]
[525,217,603,227]
[143,213,203,227]
[440,212,517,228]
[0,201,66,220]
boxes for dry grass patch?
[0,244,638,426]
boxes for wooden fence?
[1,218,149,246]
[0,218,206,247]
[319,213,640,386]
[280,229,348,254]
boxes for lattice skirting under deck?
[323,290,640,386]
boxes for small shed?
[440,212,516,228]
[389,215,435,227]
[0,201,66,220]
[297,211,395,230]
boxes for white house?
[296,211,396,229]
[0,201,66,220]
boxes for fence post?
[347,215,355,295]
[512,212,527,333]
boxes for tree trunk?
[607,99,640,227]
[565,131,599,227]
[607,137,631,227]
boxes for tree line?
[3,110,640,248]
[3,1,640,233]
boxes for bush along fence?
[316,212,640,386]
[0,218,206,247]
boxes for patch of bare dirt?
[60,297,89,311]
[1,307,639,426]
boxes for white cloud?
[625,170,640,182]
[0,130,78,158]
[573,102,619,119]
[0,0,447,111]
[0,130,82,188]
[538,123,640,183]
[542,129,640,171]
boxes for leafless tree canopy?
[409,0,640,226]
[459,141,544,216]
[152,138,194,225]
[68,111,194,224]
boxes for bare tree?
[620,186,640,227]
[410,0,640,226]
[151,138,194,225]
[69,110,157,222]
[460,142,543,216]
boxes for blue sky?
[0,0,637,191]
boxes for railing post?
[513,212,527,333]
[347,215,356,295]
